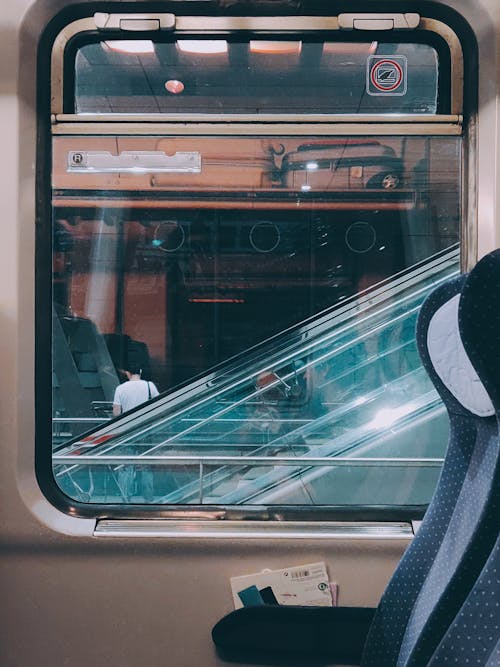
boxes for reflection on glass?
[177,40,228,55]
[51,135,461,505]
[75,41,439,114]
[104,40,155,55]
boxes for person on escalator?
[112,366,159,416]
[247,369,309,455]
[112,366,159,502]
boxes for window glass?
[74,40,439,114]
[51,133,461,504]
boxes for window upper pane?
[74,40,440,114]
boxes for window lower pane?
[51,134,461,506]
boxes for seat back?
[426,532,500,665]
[424,249,500,665]
[363,259,499,666]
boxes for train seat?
[424,248,500,666]
[426,532,500,665]
[212,250,500,666]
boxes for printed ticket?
[230,561,336,609]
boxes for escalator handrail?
[57,245,459,453]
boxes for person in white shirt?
[113,366,159,501]
[113,367,159,416]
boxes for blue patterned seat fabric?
[364,262,499,666]
[427,535,500,666]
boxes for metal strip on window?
[50,15,463,117]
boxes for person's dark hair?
[127,366,142,376]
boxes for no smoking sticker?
[367,55,407,96]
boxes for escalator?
[54,245,459,504]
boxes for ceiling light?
[165,80,185,94]
[105,40,155,54]
[250,41,302,55]
[177,40,228,55]
[322,42,377,56]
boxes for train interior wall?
[1,1,499,666]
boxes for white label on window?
[67,150,201,173]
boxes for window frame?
[37,6,475,521]
[50,14,463,118]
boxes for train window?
[45,12,466,511]
[73,39,441,115]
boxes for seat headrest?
[417,274,494,417]
[459,248,500,412]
